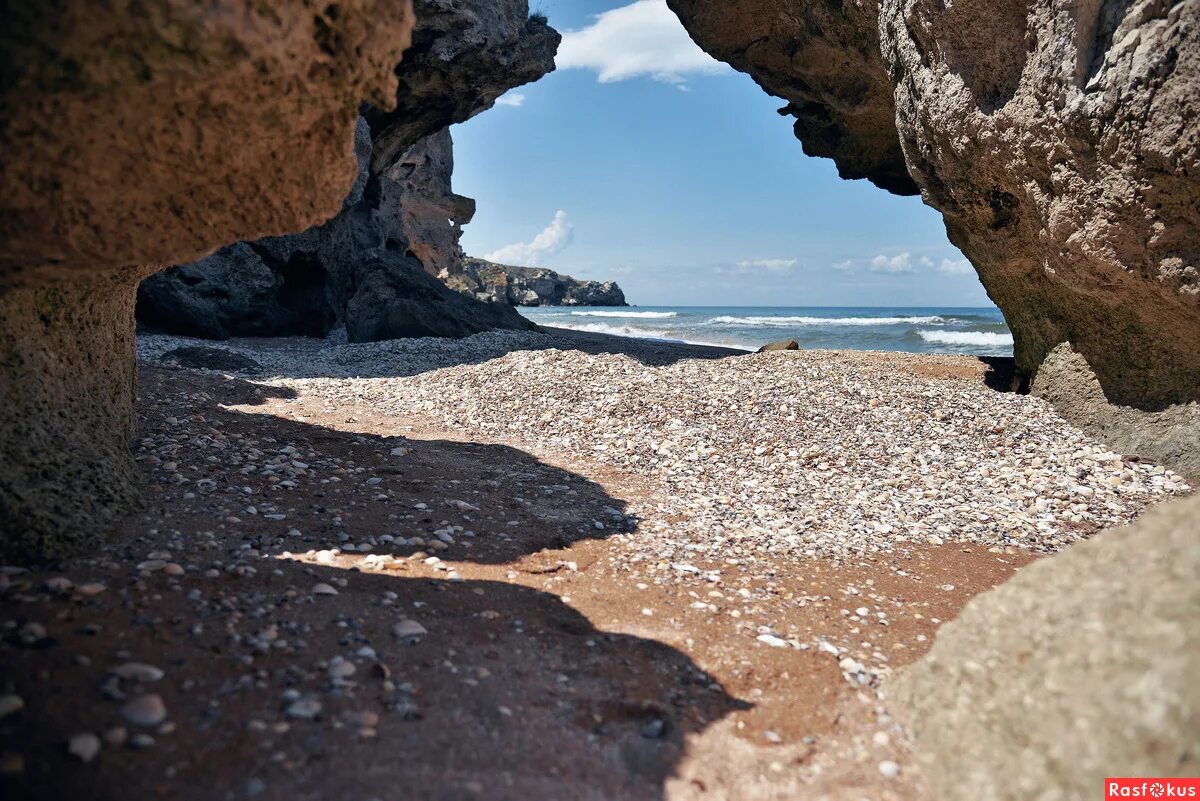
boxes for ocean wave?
[553,322,677,339]
[569,310,678,318]
[919,330,1014,347]
[710,315,947,327]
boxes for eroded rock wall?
[450,258,627,307]
[0,0,417,562]
[138,1,558,343]
[138,126,535,341]
[669,0,1200,410]
[0,274,147,561]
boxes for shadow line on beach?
[2,368,749,801]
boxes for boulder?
[450,258,628,307]
[891,494,1200,801]
[1031,343,1200,481]
[669,0,1200,410]
[757,340,799,353]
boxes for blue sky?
[452,0,993,307]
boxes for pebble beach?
[1,327,1190,801]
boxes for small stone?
[393,619,427,644]
[104,728,128,746]
[44,577,73,593]
[121,694,168,727]
[764,730,783,744]
[640,718,667,739]
[67,733,101,762]
[328,658,356,680]
[113,663,165,682]
[756,634,789,648]
[129,734,156,749]
[162,563,185,576]
[286,698,322,720]
[0,695,24,719]
[0,752,24,775]
[18,621,46,645]
[879,760,901,779]
[311,583,339,596]
[77,582,107,596]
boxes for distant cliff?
[450,257,627,307]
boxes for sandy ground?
[1,329,1187,801]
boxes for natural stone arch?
[670,0,1200,411]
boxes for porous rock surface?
[891,493,1200,801]
[0,0,416,561]
[0,0,556,560]
[669,0,1200,410]
[0,0,416,286]
[1032,343,1200,481]
[449,257,628,307]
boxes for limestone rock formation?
[669,0,1200,410]
[1032,343,1200,481]
[0,1,415,286]
[138,126,535,342]
[0,0,416,562]
[450,258,628,307]
[0,0,557,561]
[891,493,1200,801]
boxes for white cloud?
[557,0,731,85]
[937,257,974,275]
[869,253,915,273]
[494,92,526,108]
[485,210,574,266]
[736,258,798,271]
[832,260,856,271]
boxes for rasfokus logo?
[1106,778,1200,798]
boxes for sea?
[519,306,1014,357]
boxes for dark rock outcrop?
[892,493,1200,801]
[669,0,1200,411]
[139,1,559,343]
[138,126,536,342]
[0,1,557,560]
[450,257,628,307]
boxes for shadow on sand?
[0,368,749,801]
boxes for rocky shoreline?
[448,258,627,307]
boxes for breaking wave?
[918,330,1014,347]
[569,311,678,318]
[710,315,947,327]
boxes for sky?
[451,0,994,308]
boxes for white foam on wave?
[546,321,750,350]
[710,315,947,327]
[553,321,677,339]
[569,310,678,318]
[919,330,1014,347]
